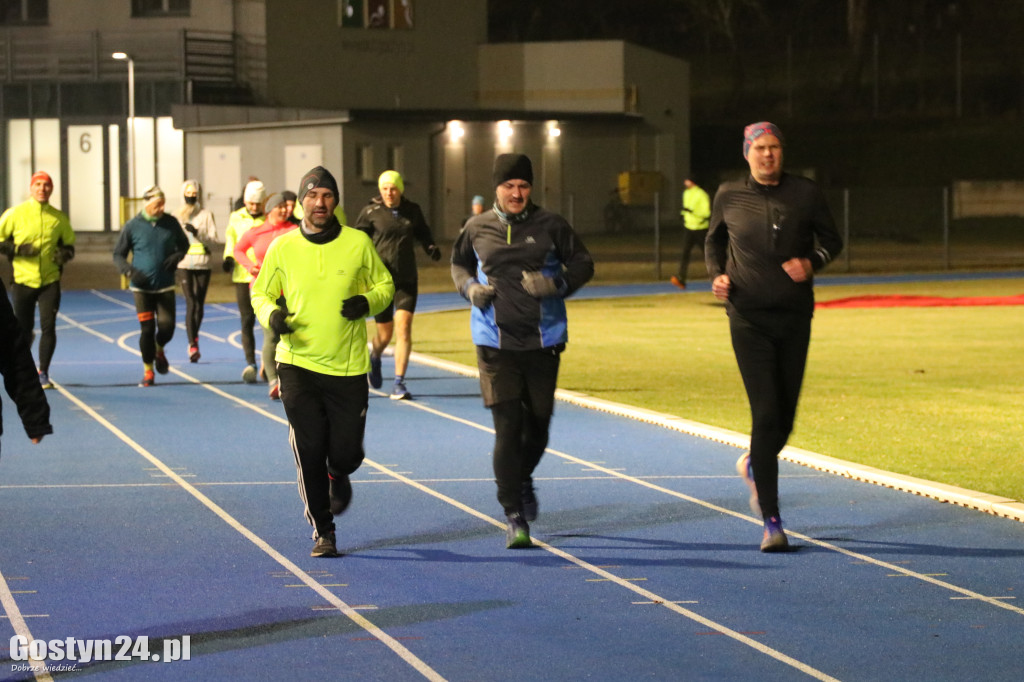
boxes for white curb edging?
[410,351,1024,524]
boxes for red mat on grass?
[817,294,1024,308]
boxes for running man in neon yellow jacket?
[0,171,75,389]
[250,166,394,559]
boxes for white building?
[2,1,690,239]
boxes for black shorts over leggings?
[373,280,418,324]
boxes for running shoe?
[505,511,532,549]
[670,275,686,290]
[520,482,539,522]
[154,350,169,374]
[390,379,411,401]
[329,473,352,516]
[311,531,340,558]
[760,516,789,553]
[268,379,281,401]
[736,451,760,516]
[189,343,200,363]
[368,353,383,389]
[38,371,54,390]
[242,363,258,384]
[139,369,155,387]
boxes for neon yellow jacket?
[0,199,75,288]
[223,207,266,283]
[250,225,394,377]
[681,185,711,231]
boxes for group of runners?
[0,122,842,556]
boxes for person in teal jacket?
[113,186,189,387]
[251,166,394,559]
[0,171,76,389]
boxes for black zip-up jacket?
[706,172,842,316]
[451,204,594,351]
[354,196,436,284]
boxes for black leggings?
[478,347,560,514]
[235,282,256,365]
[729,309,811,520]
[176,269,211,343]
[676,228,708,282]
[133,290,177,364]
[12,281,61,373]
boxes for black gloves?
[426,244,442,261]
[129,269,149,288]
[340,295,370,320]
[521,270,563,298]
[162,252,184,272]
[184,223,198,235]
[0,241,13,258]
[268,308,294,335]
[466,282,496,309]
[15,243,40,257]
[52,245,75,266]
[222,256,235,273]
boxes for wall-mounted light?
[547,121,561,139]
[448,120,465,142]
[498,120,514,142]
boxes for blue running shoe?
[368,353,383,389]
[760,516,789,553]
[390,379,411,401]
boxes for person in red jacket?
[234,192,297,400]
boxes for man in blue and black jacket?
[451,153,594,549]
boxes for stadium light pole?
[112,52,136,199]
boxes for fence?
[597,186,1024,280]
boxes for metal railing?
[0,28,265,99]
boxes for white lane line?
[48,379,446,682]
[389,397,1024,618]
[411,351,1024,524]
[86,317,841,679]
[63,305,1021,678]
[0,571,55,682]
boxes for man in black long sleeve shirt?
[705,121,843,552]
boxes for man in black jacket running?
[706,122,843,552]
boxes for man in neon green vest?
[670,177,710,290]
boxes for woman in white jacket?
[174,180,218,362]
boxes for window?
[357,145,375,182]
[387,145,403,174]
[0,0,48,25]
[132,0,190,17]
[339,0,413,29]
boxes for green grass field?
[412,277,1024,504]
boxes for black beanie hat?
[492,153,533,188]
[298,166,339,202]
